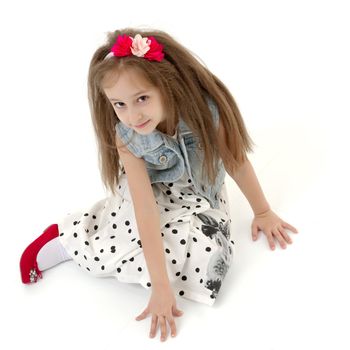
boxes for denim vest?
[115,98,226,209]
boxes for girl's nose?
[128,111,144,126]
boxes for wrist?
[152,279,172,292]
[254,206,271,216]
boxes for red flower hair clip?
[104,34,164,62]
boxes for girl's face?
[103,68,166,135]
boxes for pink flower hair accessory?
[104,34,164,62]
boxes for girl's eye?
[138,95,149,102]
[113,96,149,108]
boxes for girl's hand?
[251,209,298,250]
[135,284,184,342]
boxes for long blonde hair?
[87,27,255,196]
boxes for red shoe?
[20,223,59,284]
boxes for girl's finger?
[272,228,287,249]
[282,222,298,233]
[167,315,177,337]
[172,306,184,317]
[149,314,158,338]
[279,227,293,244]
[252,223,259,241]
[159,315,167,342]
[265,231,275,250]
[136,308,149,321]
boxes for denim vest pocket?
[144,146,177,171]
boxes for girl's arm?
[216,118,269,215]
[218,119,298,249]
[228,159,270,216]
[116,135,171,289]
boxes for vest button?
[159,155,168,164]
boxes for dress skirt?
[57,171,235,306]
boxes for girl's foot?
[20,224,71,284]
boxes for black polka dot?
[200,278,203,283]
[110,235,116,239]
[147,282,151,287]
[59,232,64,236]
[86,267,90,271]
[84,241,89,246]
[94,257,100,261]
[112,224,117,229]
[117,268,121,273]
[195,267,200,273]
[111,212,116,216]
[92,215,96,219]
[100,249,104,253]
[179,290,185,296]
[187,252,191,258]
[125,220,130,226]
[172,259,177,264]
[193,237,198,242]
[101,266,105,270]
[84,255,87,260]
[73,232,78,238]
[138,267,142,272]
[175,272,181,276]
[181,275,187,281]
[172,229,178,234]
[94,225,98,230]
[122,260,127,264]
[74,251,78,255]
[95,236,100,240]
[84,213,89,216]
[180,239,186,245]
[205,247,211,252]
[165,248,170,254]
[166,190,172,195]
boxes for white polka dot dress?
[57,132,235,306]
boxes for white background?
[1,0,349,349]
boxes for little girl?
[19,28,298,342]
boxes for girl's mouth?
[135,120,150,128]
